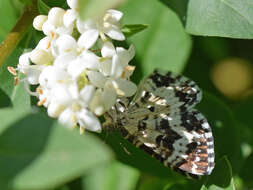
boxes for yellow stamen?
[37,98,46,106]
[14,77,19,86]
[7,66,17,76]
[36,87,43,94]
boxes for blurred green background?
[0,0,253,189]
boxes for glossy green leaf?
[80,0,127,20]
[186,0,253,39]
[122,24,148,38]
[0,111,113,190]
[202,156,236,190]
[37,0,50,14]
[121,0,191,81]
[161,0,253,39]
[83,161,140,190]
[159,0,188,25]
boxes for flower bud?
[33,15,48,31]
[67,0,79,10]
[30,49,54,65]
[48,7,65,27]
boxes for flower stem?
[0,0,38,67]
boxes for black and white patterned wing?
[131,69,202,114]
[120,69,214,178]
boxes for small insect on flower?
[104,69,215,179]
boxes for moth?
[104,69,215,178]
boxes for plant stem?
[0,0,38,67]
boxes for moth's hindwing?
[121,109,214,178]
[110,69,215,178]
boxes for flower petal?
[47,101,65,118]
[101,41,115,57]
[58,108,76,128]
[51,84,73,106]
[104,26,125,41]
[36,37,51,52]
[76,19,97,33]
[54,53,76,69]
[102,84,117,110]
[89,89,105,116]
[39,66,69,87]
[67,58,87,79]
[80,50,100,69]
[80,85,95,106]
[77,109,102,132]
[106,9,123,22]
[56,34,77,55]
[18,52,31,73]
[48,7,65,27]
[63,9,77,27]
[100,58,112,76]
[87,70,106,88]
[112,78,137,97]
[26,66,43,85]
[78,29,99,49]
[67,0,79,10]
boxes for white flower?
[17,52,45,85]
[77,9,125,45]
[52,34,100,72]
[63,9,125,49]
[15,7,137,134]
[41,8,73,40]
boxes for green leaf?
[0,108,31,134]
[0,47,24,98]
[37,0,50,15]
[0,0,19,42]
[97,131,184,181]
[120,0,191,81]
[239,153,253,188]
[80,0,127,20]
[161,0,253,39]
[0,30,35,110]
[186,0,253,39]
[83,161,140,190]
[202,156,236,190]
[0,111,113,190]
[137,175,171,190]
[159,0,188,25]
[0,47,31,110]
[0,89,11,108]
[122,24,148,38]
[18,0,32,5]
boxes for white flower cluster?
[11,0,137,133]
